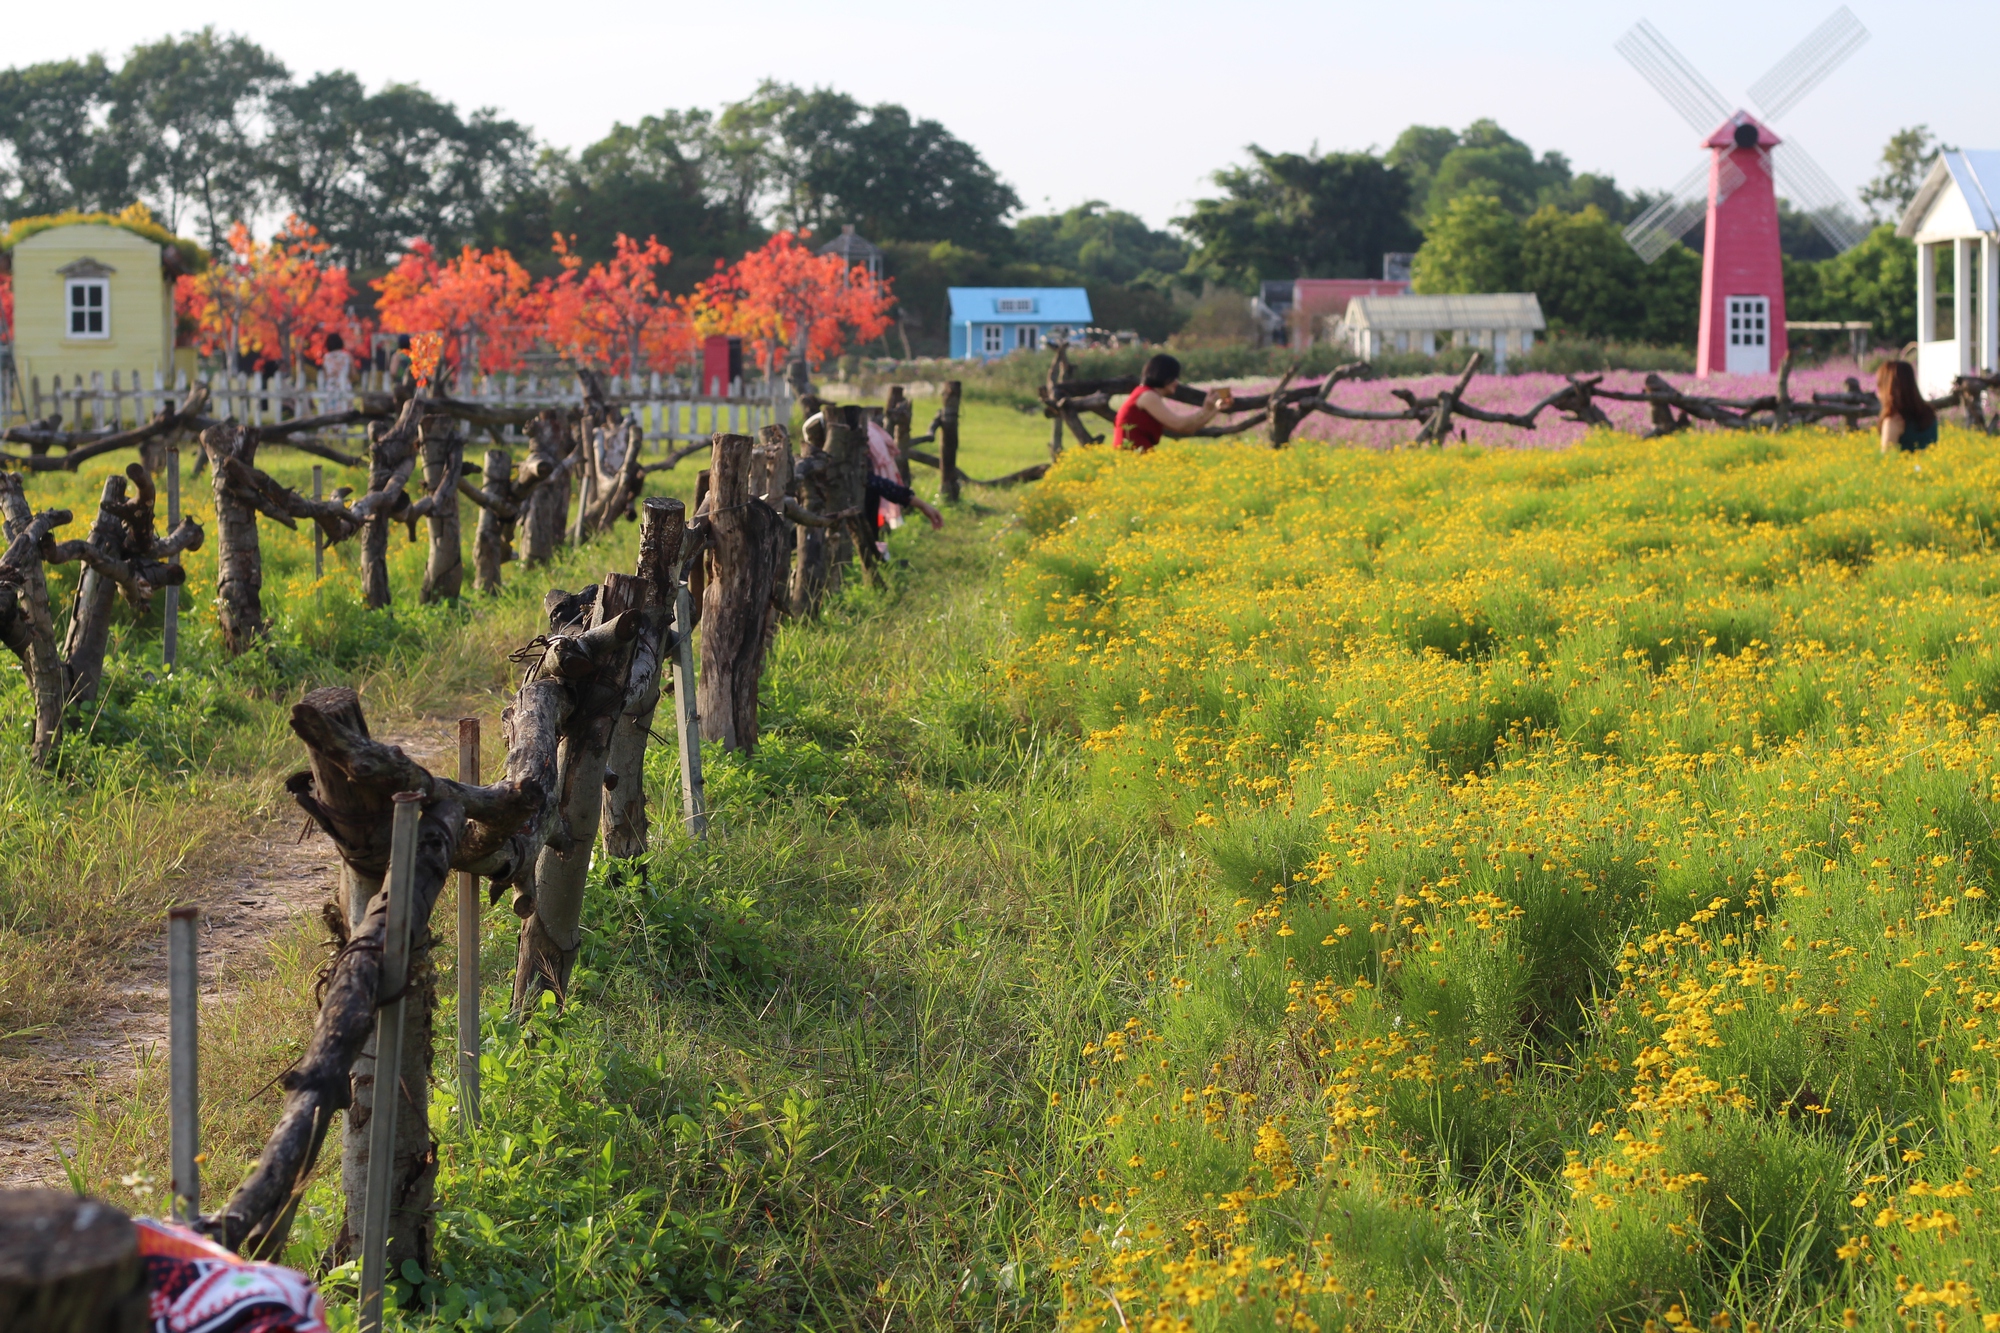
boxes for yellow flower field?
[1012,426,2000,1330]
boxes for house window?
[1015,325,1039,351]
[67,278,109,339]
[996,298,1037,314]
[981,324,1004,354]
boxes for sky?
[5,0,1994,232]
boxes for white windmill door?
[1725,295,1771,374]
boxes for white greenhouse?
[1338,293,1546,371]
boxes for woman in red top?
[1113,354,1233,451]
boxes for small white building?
[1899,151,2000,398]
[1338,293,1545,371]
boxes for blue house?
[948,287,1092,360]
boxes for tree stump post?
[0,475,71,763]
[0,1191,147,1333]
[824,406,882,589]
[517,412,572,568]
[61,477,129,705]
[513,582,642,1009]
[203,425,269,651]
[468,448,512,595]
[789,410,837,616]
[938,380,963,505]
[698,433,785,751]
[601,499,684,858]
[885,385,913,487]
[418,420,463,603]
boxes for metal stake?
[358,793,422,1333]
[312,465,324,580]
[671,574,708,838]
[168,906,199,1222]
[456,718,480,1131]
[163,443,181,667]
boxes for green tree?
[1633,243,1701,347]
[1412,193,1522,293]
[1178,146,1418,286]
[1011,201,1188,286]
[1519,205,1640,337]
[109,28,288,247]
[1816,224,1918,344]
[1385,125,1458,223]
[0,57,128,215]
[1425,121,1570,220]
[1860,126,1949,224]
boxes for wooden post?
[938,381,962,504]
[672,572,708,839]
[312,465,324,580]
[164,442,181,666]
[358,792,421,1333]
[419,421,463,603]
[168,906,199,1223]
[456,719,479,1133]
[602,499,685,858]
[697,434,785,751]
[203,425,267,651]
[0,475,67,765]
[0,1192,148,1332]
[512,580,640,1009]
[518,413,572,567]
[886,385,912,487]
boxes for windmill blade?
[1748,7,1869,121]
[1615,20,1732,135]
[1624,161,1715,263]
[1771,139,1870,253]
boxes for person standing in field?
[1878,358,1939,453]
[1112,353,1234,452]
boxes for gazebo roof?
[819,224,883,262]
[1342,293,1546,332]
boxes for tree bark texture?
[0,1191,147,1333]
[600,498,684,859]
[0,475,73,763]
[463,448,516,595]
[416,421,463,603]
[517,413,574,568]
[513,584,644,1009]
[825,406,882,589]
[885,385,913,487]
[698,433,785,752]
[789,414,837,617]
[938,380,962,504]
[353,409,421,610]
[202,426,269,654]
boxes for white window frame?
[996,297,1037,314]
[1015,325,1039,351]
[66,277,110,340]
[981,324,1004,355]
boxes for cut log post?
[517,412,574,568]
[417,419,463,603]
[206,687,471,1263]
[353,411,420,610]
[0,475,71,764]
[61,478,128,704]
[512,583,643,1010]
[601,498,684,859]
[1774,353,1794,431]
[938,380,963,505]
[824,407,882,589]
[466,448,513,595]
[790,411,839,616]
[885,385,913,487]
[0,1191,148,1333]
[699,433,785,752]
[202,425,269,653]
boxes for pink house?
[1291,279,1409,346]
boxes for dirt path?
[0,725,457,1190]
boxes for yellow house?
[1,209,202,425]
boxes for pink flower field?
[1254,361,1875,449]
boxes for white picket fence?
[4,365,791,448]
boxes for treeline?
[0,30,1930,356]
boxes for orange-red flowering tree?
[543,232,692,375]
[687,230,894,373]
[173,218,355,377]
[373,240,539,380]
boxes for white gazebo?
[1898,151,1999,397]
[1338,293,1545,371]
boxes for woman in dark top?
[1878,358,1939,453]
[1112,354,1232,451]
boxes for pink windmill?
[1617,9,1871,377]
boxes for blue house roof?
[947,287,1093,324]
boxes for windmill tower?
[1617,9,1871,377]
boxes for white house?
[1899,151,2000,398]
[1339,293,1545,371]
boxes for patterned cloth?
[136,1218,329,1333]
[865,419,905,530]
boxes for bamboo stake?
[312,465,324,580]
[168,906,199,1223]
[456,718,480,1132]
[163,442,180,668]
[358,792,421,1333]
[672,575,708,838]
